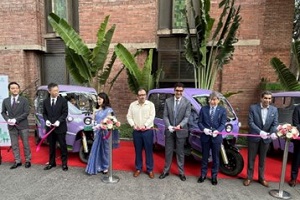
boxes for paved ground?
[1,163,300,200]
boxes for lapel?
[177,97,183,113]
[214,106,220,120]
[256,104,264,126]
[170,98,175,117]
[263,106,273,128]
[9,96,20,113]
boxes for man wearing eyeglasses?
[243,91,278,187]
[197,91,227,186]
[127,88,156,179]
[159,82,191,181]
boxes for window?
[148,93,173,119]
[158,37,195,85]
[45,0,79,33]
[158,0,197,33]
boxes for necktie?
[210,107,214,123]
[51,99,55,107]
[174,99,179,125]
[12,97,16,109]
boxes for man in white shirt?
[244,91,278,187]
[127,88,156,179]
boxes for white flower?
[277,131,283,137]
[286,131,293,139]
[107,123,113,129]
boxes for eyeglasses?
[175,90,183,92]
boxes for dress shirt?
[127,100,155,128]
[51,97,57,105]
[260,103,269,125]
[11,95,19,106]
[174,97,181,110]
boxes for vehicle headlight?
[67,116,73,122]
[84,117,92,125]
[225,124,233,133]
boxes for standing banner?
[0,75,11,146]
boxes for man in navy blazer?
[43,83,69,171]
[243,91,278,187]
[198,91,227,185]
[1,82,31,169]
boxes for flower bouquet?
[93,115,121,148]
[276,123,299,140]
[93,115,121,131]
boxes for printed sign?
[0,75,11,146]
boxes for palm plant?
[270,40,300,91]
[48,13,116,91]
[185,0,241,89]
[114,43,161,94]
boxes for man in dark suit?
[43,83,68,171]
[159,83,191,181]
[289,105,300,187]
[1,82,31,169]
[243,91,278,187]
[197,91,227,185]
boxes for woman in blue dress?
[85,92,113,175]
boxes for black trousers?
[48,132,68,166]
[291,140,300,180]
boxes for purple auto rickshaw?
[34,85,97,163]
[148,88,244,176]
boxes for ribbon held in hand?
[36,127,55,152]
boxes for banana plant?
[185,0,241,89]
[48,13,117,91]
[114,43,161,94]
[270,40,300,91]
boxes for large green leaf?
[141,49,154,90]
[48,13,92,61]
[91,15,116,75]
[292,40,300,72]
[99,51,117,85]
[215,5,241,68]
[114,43,141,80]
[126,69,139,94]
[96,16,109,47]
[270,57,300,91]
[65,47,90,84]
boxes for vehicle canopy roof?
[37,85,97,93]
[149,88,221,97]
[272,91,300,97]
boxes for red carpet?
[1,136,300,182]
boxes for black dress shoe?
[10,162,22,169]
[44,164,56,170]
[179,174,186,181]
[288,179,296,187]
[211,178,218,185]
[62,165,68,171]
[25,162,31,168]
[197,176,206,183]
[159,172,169,179]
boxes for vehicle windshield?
[68,102,83,115]
[272,96,300,124]
[60,91,97,114]
[193,95,236,120]
[35,90,97,115]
